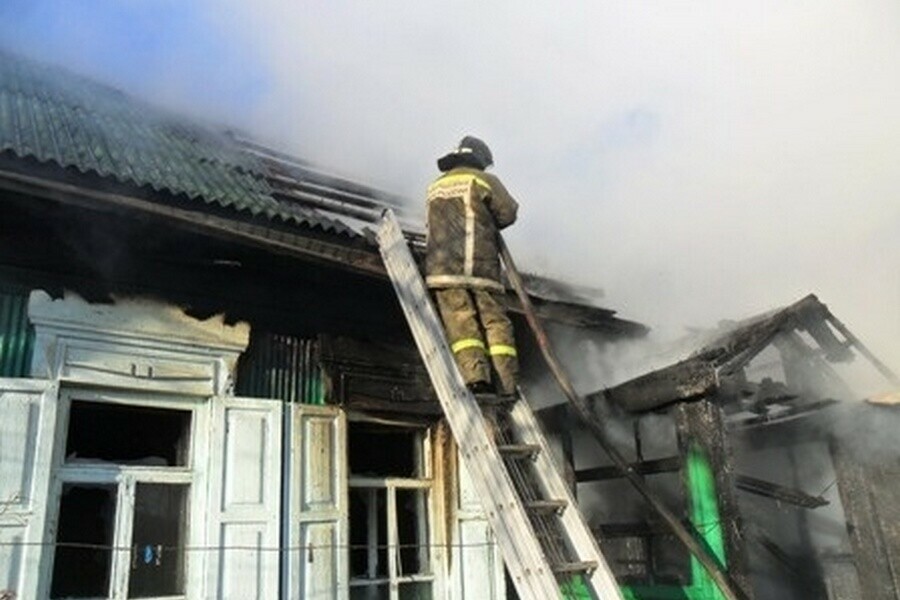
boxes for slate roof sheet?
[0,50,354,235]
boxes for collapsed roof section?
[593,294,899,420]
[0,49,645,337]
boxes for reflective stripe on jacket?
[425,167,518,291]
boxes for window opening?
[350,488,389,580]
[128,483,189,598]
[348,424,422,478]
[50,484,117,599]
[52,396,197,599]
[348,421,433,600]
[66,401,191,466]
[396,489,429,577]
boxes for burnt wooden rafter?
[593,294,897,414]
[734,474,829,509]
[576,457,683,483]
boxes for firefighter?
[426,136,520,396]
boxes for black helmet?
[437,135,494,172]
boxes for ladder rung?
[551,560,598,575]
[524,499,568,514]
[497,444,541,459]
[473,392,517,407]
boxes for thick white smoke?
[202,1,900,376]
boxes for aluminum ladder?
[376,210,622,600]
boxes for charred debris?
[539,294,900,598]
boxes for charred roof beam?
[575,456,682,483]
[734,474,829,509]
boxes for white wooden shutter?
[0,379,56,600]
[207,397,282,600]
[451,450,505,600]
[287,404,347,600]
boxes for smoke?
[3,1,897,375]
[210,1,900,377]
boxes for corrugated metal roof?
[0,50,354,236]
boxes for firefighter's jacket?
[425,167,518,292]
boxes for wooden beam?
[576,457,683,482]
[675,399,753,598]
[734,474,829,509]
[597,359,718,412]
[830,433,900,600]
[825,314,900,387]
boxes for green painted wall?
[235,332,325,404]
[0,284,34,377]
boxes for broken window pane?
[350,488,388,579]
[50,484,117,599]
[128,483,188,598]
[396,489,430,576]
[66,401,191,466]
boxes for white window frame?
[347,423,440,599]
[44,389,210,600]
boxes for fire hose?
[498,233,749,600]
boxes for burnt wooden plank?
[593,520,691,539]
[497,292,648,337]
[576,457,683,482]
[596,359,718,412]
[675,399,753,598]
[830,434,900,600]
[728,398,839,431]
[340,395,443,416]
[734,474,829,508]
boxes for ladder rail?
[508,397,622,597]
[376,210,561,599]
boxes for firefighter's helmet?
[437,135,493,171]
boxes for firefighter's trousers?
[433,288,519,395]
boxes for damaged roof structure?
[599,293,898,416]
[536,294,899,599]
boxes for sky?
[1,0,898,380]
